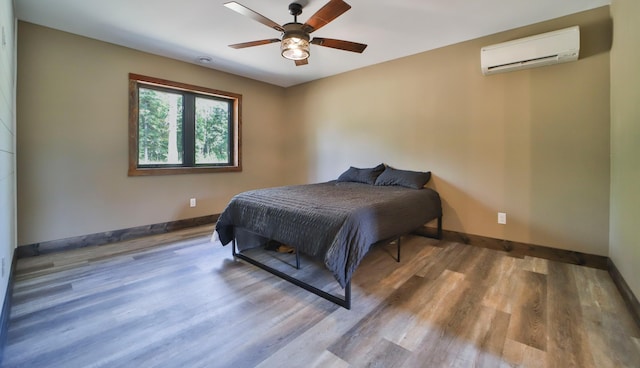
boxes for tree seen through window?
[138,87,183,165]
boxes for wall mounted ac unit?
[480,26,580,76]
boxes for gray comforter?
[215,181,442,288]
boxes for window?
[128,74,241,175]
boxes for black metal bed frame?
[231,216,442,309]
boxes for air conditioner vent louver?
[481,26,580,76]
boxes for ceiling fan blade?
[229,39,281,49]
[224,2,284,32]
[302,0,351,33]
[311,38,367,53]
[295,58,309,66]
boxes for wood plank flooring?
[3,225,639,367]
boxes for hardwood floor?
[3,225,639,367]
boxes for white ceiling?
[15,0,610,87]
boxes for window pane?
[195,97,230,164]
[138,87,183,165]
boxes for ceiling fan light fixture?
[281,36,310,60]
[280,23,310,61]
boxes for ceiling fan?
[224,0,367,66]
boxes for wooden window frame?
[128,73,242,176]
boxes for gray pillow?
[375,167,431,189]
[337,164,386,185]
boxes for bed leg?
[396,237,401,263]
[231,238,237,257]
[437,216,443,240]
[295,246,300,269]
[345,281,351,310]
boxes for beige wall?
[17,22,297,245]
[610,0,640,298]
[285,7,612,256]
[0,0,16,309]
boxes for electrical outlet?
[190,198,196,207]
[498,212,507,224]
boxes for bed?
[213,165,443,309]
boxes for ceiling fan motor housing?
[282,23,309,42]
